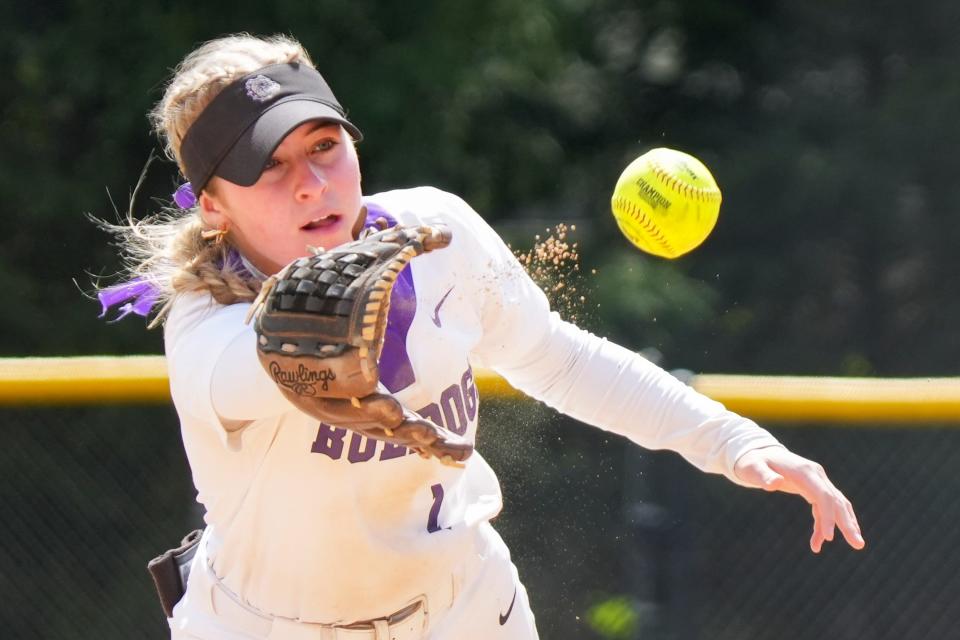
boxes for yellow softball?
[610,147,722,259]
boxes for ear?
[198,190,230,229]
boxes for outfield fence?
[3,355,959,423]
[1,356,958,640]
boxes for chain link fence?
[1,401,955,639]
[0,406,199,640]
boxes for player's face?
[200,122,363,275]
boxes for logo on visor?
[244,75,281,102]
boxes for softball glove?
[247,221,473,466]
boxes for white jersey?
[164,187,780,625]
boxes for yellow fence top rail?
[1,356,959,424]
[0,356,171,405]
[693,374,960,424]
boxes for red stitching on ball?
[613,196,676,256]
[650,162,719,203]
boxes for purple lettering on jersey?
[311,423,346,459]
[427,483,444,533]
[310,367,478,464]
[364,203,418,394]
[461,367,478,421]
[380,441,408,460]
[418,402,443,427]
[440,384,468,435]
[347,433,377,463]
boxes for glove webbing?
[272,251,376,316]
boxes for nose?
[292,158,328,202]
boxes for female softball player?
[101,33,864,640]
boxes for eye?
[263,157,281,171]
[311,138,338,154]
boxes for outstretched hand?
[734,446,866,553]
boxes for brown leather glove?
[248,222,473,466]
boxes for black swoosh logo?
[499,588,518,625]
[431,286,455,328]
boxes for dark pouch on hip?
[146,529,203,618]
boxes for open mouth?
[301,214,340,231]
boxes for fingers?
[798,467,865,553]
[809,500,835,553]
[835,494,866,550]
[799,464,865,553]
[810,492,866,553]
[810,503,824,553]
[738,448,866,552]
[418,224,453,251]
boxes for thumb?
[757,467,785,491]
[737,460,785,491]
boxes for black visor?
[179,62,362,194]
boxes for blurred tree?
[1,0,958,366]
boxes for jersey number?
[427,483,444,533]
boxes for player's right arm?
[431,188,776,483]
[442,191,864,550]
[164,293,290,430]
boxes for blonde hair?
[105,33,314,325]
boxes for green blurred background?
[2,1,959,638]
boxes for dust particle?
[513,223,596,325]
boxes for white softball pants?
[168,523,538,640]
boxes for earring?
[201,227,228,245]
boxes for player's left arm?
[733,445,865,552]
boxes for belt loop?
[373,619,390,640]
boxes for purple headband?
[172,182,197,209]
[97,277,160,322]
[97,182,197,321]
